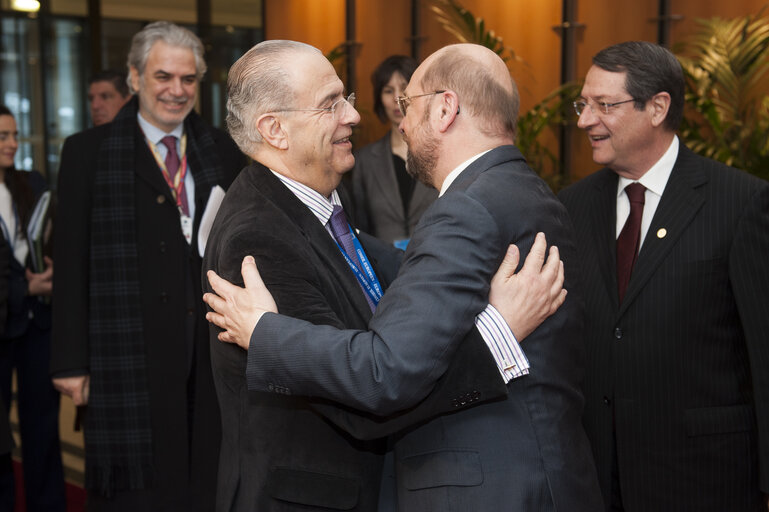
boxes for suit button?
[156,194,166,204]
[603,396,611,406]
[159,241,166,253]
[159,292,169,303]
[614,327,623,340]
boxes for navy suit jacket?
[248,146,604,511]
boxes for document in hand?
[26,190,51,273]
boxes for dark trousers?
[0,321,66,512]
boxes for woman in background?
[352,55,437,248]
[0,105,64,511]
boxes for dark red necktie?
[160,135,189,216]
[616,183,646,303]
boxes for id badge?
[180,214,193,245]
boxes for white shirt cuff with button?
[475,304,530,383]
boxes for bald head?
[416,43,519,140]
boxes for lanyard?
[334,225,383,307]
[146,133,189,213]
[145,134,193,244]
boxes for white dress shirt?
[616,136,678,246]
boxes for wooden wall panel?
[354,0,412,145]
[671,0,768,44]
[419,0,562,114]
[264,0,345,53]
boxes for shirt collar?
[270,170,341,226]
[439,149,492,197]
[137,111,184,144]
[617,135,678,198]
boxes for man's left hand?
[204,255,278,350]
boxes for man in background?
[87,70,131,126]
[52,21,244,510]
[560,41,769,511]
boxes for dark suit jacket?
[203,164,506,511]
[558,144,769,511]
[352,133,437,244]
[51,113,244,510]
[2,170,50,341]
[249,146,604,511]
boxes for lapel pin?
[657,228,667,239]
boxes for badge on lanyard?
[180,214,192,245]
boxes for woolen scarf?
[87,96,222,497]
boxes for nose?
[170,78,185,96]
[342,103,361,126]
[576,107,597,129]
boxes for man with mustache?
[51,21,245,510]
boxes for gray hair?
[226,40,320,156]
[126,21,207,93]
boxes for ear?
[649,92,671,128]
[129,66,141,93]
[256,114,288,150]
[435,90,460,133]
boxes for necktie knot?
[160,136,180,178]
[625,182,646,205]
[329,205,350,241]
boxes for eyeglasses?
[573,98,636,116]
[274,93,356,119]
[395,90,446,116]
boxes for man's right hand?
[489,232,567,341]
[53,375,89,406]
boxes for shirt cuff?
[475,304,530,383]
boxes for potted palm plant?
[676,10,769,180]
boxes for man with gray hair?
[51,21,244,510]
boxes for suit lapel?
[368,135,405,219]
[618,147,707,316]
[257,168,373,323]
[588,170,621,312]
